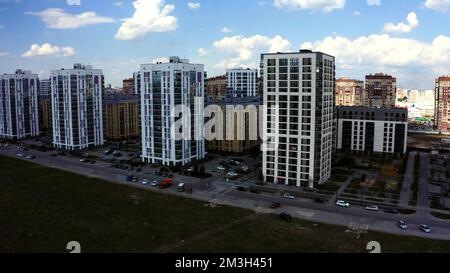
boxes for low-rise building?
[335,106,408,154]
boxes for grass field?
[1,155,450,253]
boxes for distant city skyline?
[1,0,450,89]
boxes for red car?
[270,202,281,209]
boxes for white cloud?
[115,0,178,40]
[26,8,114,29]
[274,0,345,12]
[0,51,8,56]
[114,1,123,6]
[302,34,450,88]
[367,0,381,6]
[213,34,291,68]
[22,43,75,57]
[384,12,419,34]
[353,11,361,16]
[152,57,169,63]
[198,48,208,56]
[187,2,201,10]
[302,34,450,68]
[67,0,81,5]
[221,26,232,33]
[424,0,450,12]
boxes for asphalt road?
[1,144,450,241]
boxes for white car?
[420,224,431,233]
[227,172,238,177]
[151,181,158,187]
[365,205,379,211]
[142,179,149,185]
[217,166,226,171]
[16,153,24,157]
[397,220,408,230]
[283,192,295,199]
[336,200,350,207]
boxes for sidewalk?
[399,152,416,207]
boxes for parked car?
[397,220,408,230]
[365,205,379,212]
[270,202,281,209]
[126,175,134,182]
[217,166,226,171]
[336,200,350,207]
[419,224,431,233]
[282,192,295,200]
[227,172,238,177]
[79,158,88,163]
[249,188,261,194]
[150,181,158,187]
[142,179,149,185]
[26,155,36,159]
[16,153,24,157]
[177,183,186,192]
[237,186,248,192]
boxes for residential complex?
[435,76,450,132]
[364,73,397,108]
[122,78,134,94]
[205,75,227,103]
[0,70,40,139]
[104,94,140,140]
[261,50,335,188]
[226,68,258,98]
[138,56,206,166]
[51,64,105,150]
[39,95,52,131]
[335,106,408,154]
[39,78,51,97]
[206,97,260,154]
[133,72,141,95]
[336,78,364,106]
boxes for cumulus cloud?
[115,0,178,40]
[367,0,381,6]
[221,26,232,33]
[152,57,169,63]
[274,0,345,12]
[67,0,81,5]
[26,8,114,29]
[302,34,450,88]
[198,48,208,56]
[22,43,75,57]
[424,0,450,12]
[302,34,450,68]
[384,12,419,34]
[187,2,200,10]
[213,34,291,68]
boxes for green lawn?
[1,155,450,253]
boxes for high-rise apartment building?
[336,78,364,106]
[226,68,258,98]
[205,75,227,103]
[435,75,450,132]
[364,73,397,108]
[39,78,51,97]
[133,72,141,95]
[139,56,205,166]
[0,70,39,139]
[122,78,134,94]
[206,97,260,154]
[51,64,105,150]
[104,94,140,140]
[261,50,335,188]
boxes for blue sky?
[1,0,450,89]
